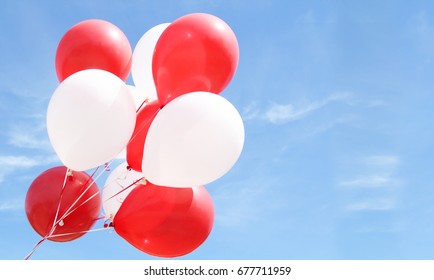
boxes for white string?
[47,168,71,237]
[55,161,112,224]
[60,189,101,219]
[24,226,110,260]
[46,226,110,239]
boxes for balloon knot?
[104,221,114,228]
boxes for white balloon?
[102,162,145,220]
[131,23,170,101]
[142,92,245,187]
[46,69,136,171]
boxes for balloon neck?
[139,178,147,185]
[66,169,73,177]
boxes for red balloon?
[55,19,132,82]
[152,13,239,106]
[126,99,161,172]
[25,166,101,242]
[114,183,214,258]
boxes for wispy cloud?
[241,101,261,122]
[6,117,52,151]
[337,154,403,213]
[0,155,41,168]
[345,198,397,211]
[264,102,316,124]
[8,128,50,150]
[0,199,23,212]
[242,92,353,124]
[0,113,58,183]
[0,156,36,183]
[339,174,399,188]
[339,155,402,189]
[363,155,400,168]
[0,154,59,183]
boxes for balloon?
[102,162,145,221]
[126,99,161,172]
[114,183,214,258]
[142,91,244,187]
[131,23,170,101]
[55,19,132,82]
[152,13,239,106]
[46,69,136,171]
[25,166,101,242]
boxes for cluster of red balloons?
[25,13,243,258]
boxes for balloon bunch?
[25,13,244,259]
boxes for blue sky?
[1,0,434,260]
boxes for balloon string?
[103,177,145,203]
[87,165,101,181]
[55,162,111,224]
[24,226,110,260]
[136,97,149,112]
[47,165,102,233]
[45,226,110,239]
[24,238,46,260]
[48,168,71,237]
[41,166,101,244]
[59,190,101,220]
